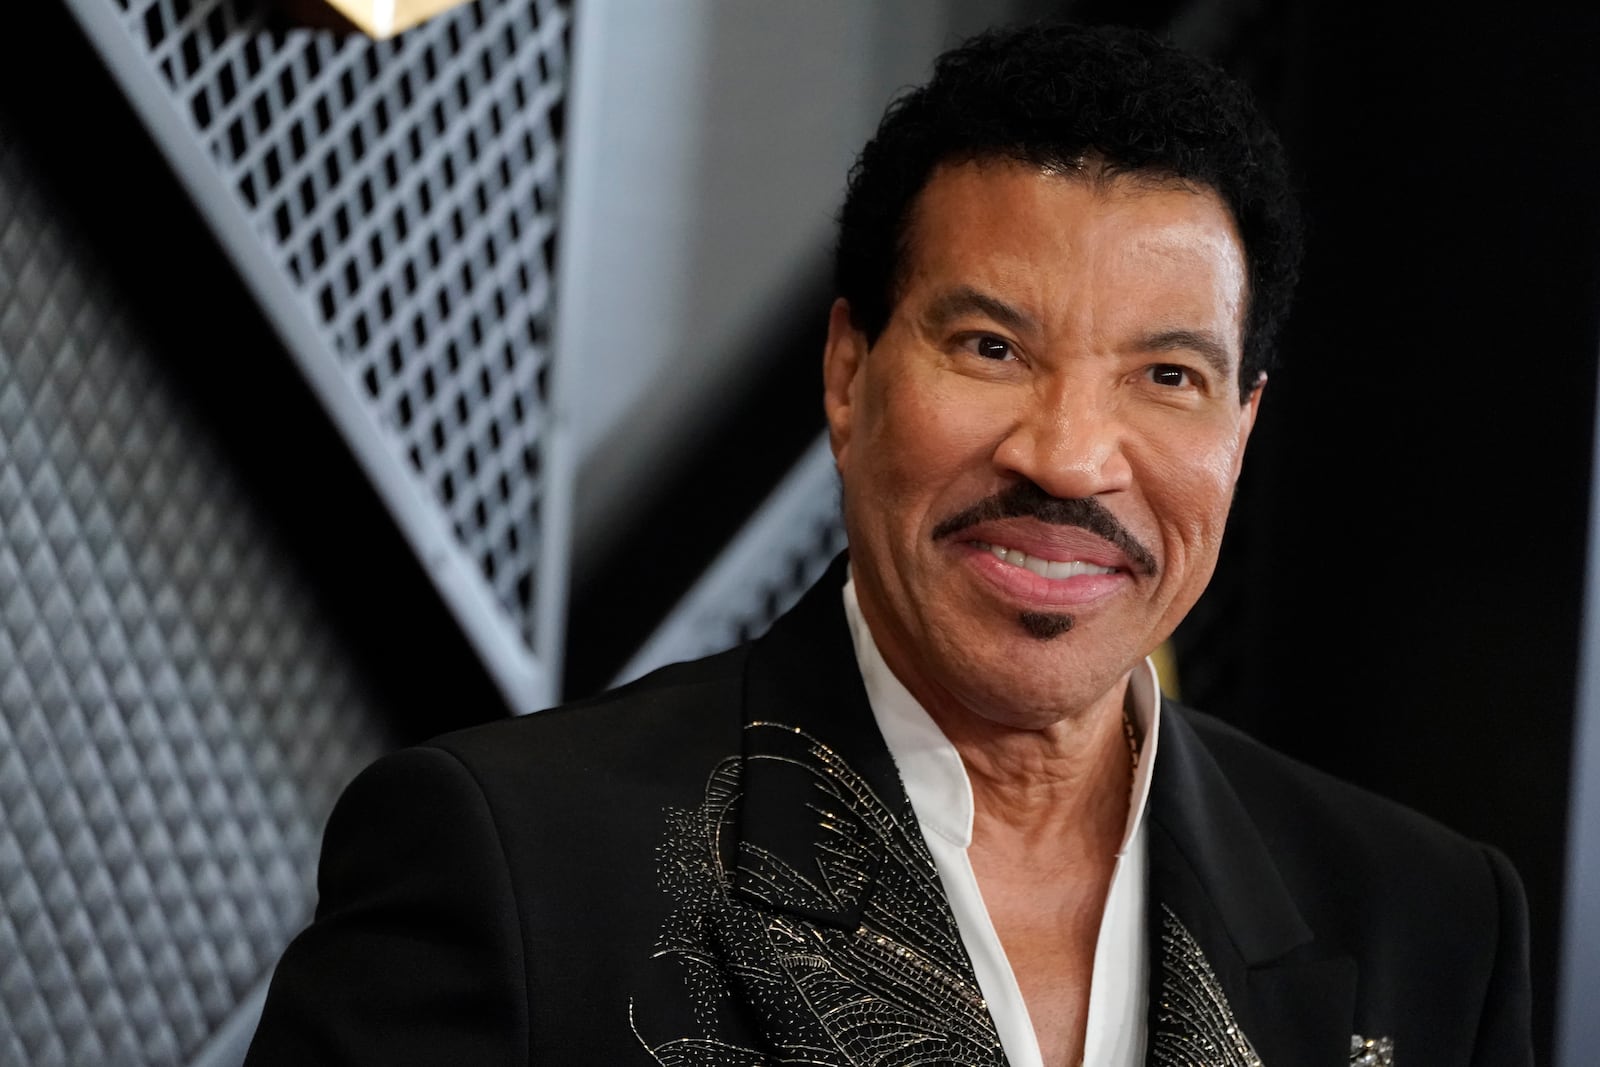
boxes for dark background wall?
[1163,6,1600,1059]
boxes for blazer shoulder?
[1173,702,1478,851]
[1169,702,1520,931]
[417,644,752,796]
[1165,705,1533,1057]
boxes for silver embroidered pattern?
[637,721,1005,1065]
[1349,1034,1394,1066]
[1151,905,1263,1067]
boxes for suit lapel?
[722,557,1006,1065]
[1147,705,1356,1066]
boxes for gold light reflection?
[314,0,473,39]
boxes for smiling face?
[824,160,1261,730]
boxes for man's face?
[824,160,1261,729]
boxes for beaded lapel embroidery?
[1350,1034,1395,1065]
[635,721,1005,1065]
[1149,905,1264,1066]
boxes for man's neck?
[939,682,1135,1067]
[923,675,1135,849]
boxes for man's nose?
[990,387,1133,499]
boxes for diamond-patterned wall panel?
[65,0,569,706]
[0,128,390,1067]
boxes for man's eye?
[968,335,1014,361]
[1148,364,1192,388]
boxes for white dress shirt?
[842,578,1161,1067]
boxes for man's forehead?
[898,159,1238,270]
[881,160,1249,372]
[898,162,1244,310]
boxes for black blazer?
[246,564,1533,1065]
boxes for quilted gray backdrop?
[0,120,390,1067]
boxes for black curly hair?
[835,22,1303,394]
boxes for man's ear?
[1232,371,1267,480]
[822,298,869,468]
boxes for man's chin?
[932,658,1126,728]
[1018,611,1074,640]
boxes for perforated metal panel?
[615,435,845,685]
[63,0,571,710]
[0,127,389,1067]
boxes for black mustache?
[929,482,1158,577]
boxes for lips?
[953,524,1132,609]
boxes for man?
[247,22,1532,1066]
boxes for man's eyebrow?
[1139,329,1237,381]
[922,286,1038,335]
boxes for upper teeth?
[975,541,1118,580]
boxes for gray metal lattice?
[615,435,845,686]
[63,0,570,710]
[0,129,389,1067]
